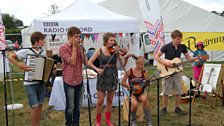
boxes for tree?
[14,19,24,28]
[1,14,24,33]
[2,14,14,29]
[211,11,224,17]
[211,11,220,15]
[220,11,224,17]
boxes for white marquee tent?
[22,0,141,58]
[99,0,224,61]
[99,0,224,32]
[33,0,139,34]
[22,0,224,61]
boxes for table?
[49,75,127,110]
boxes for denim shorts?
[25,83,46,108]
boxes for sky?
[0,0,223,26]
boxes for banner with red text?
[138,0,165,55]
[0,9,6,50]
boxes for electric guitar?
[131,70,161,95]
[157,58,195,78]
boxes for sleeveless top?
[96,49,118,91]
[128,68,146,96]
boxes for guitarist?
[155,30,196,116]
[122,56,153,126]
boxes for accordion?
[24,54,54,83]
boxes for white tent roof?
[99,0,224,32]
[33,0,139,34]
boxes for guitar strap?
[30,48,44,57]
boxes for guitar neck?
[175,59,195,66]
[207,68,214,84]
[144,70,161,87]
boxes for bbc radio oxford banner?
[182,32,224,51]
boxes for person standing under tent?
[155,29,196,116]
[59,26,87,126]
[122,56,153,126]
[193,42,209,82]
[14,40,20,49]
[8,32,46,126]
[86,47,100,71]
[88,32,131,126]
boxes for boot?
[144,109,153,126]
[131,112,137,126]
[96,113,101,126]
[105,112,114,126]
[131,119,137,126]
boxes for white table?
[49,75,127,110]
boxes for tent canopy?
[99,0,224,32]
[33,0,139,34]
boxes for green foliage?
[1,14,23,34]
[211,11,224,17]
[220,11,224,16]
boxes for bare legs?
[96,90,115,126]
[31,105,42,126]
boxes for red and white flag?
[0,9,6,50]
[138,0,165,55]
[0,9,10,75]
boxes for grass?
[1,64,224,126]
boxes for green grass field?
[1,64,224,126]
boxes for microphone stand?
[183,74,202,126]
[115,52,130,126]
[150,72,179,126]
[188,77,193,126]
[156,78,160,126]
[116,53,124,126]
[0,49,9,126]
[128,85,133,126]
[80,46,92,126]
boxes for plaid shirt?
[59,42,83,85]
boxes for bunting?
[93,33,100,42]
[80,33,132,43]
[90,34,95,42]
